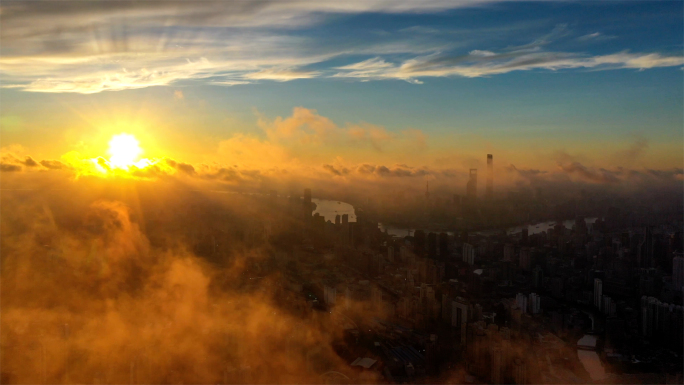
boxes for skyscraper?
[371,286,382,308]
[463,243,475,265]
[303,188,313,224]
[516,293,528,314]
[490,347,502,384]
[503,243,514,262]
[324,286,336,305]
[451,298,469,345]
[672,256,683,291]
[594,278,603,311]
[533,265,544,289]
[513,358,528,385]
[519,247,531,271]
[529,293,541,314]
[486,154,493,199]
[638,226,654,268]
[466,169,477,200]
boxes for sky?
[0,0,682,193]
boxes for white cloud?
[0,2,681,93]
[333,50,684,81]
[578,32,602,41]
[469,50,496,57]
[244,68,320,81]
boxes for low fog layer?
[1,152,682,383]
[1,178,388,384]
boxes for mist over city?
[1,1,683,384]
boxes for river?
[312,199,598,239]
[377,217,598,238]
[312,199,356,222]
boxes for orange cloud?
[258,107,423,153]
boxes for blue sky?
[0,0,682,171]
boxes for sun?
[107,133,142,169]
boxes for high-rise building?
[452,298,469,345]
[503,243,514,262]
[371,286,382,308]
[638,227,654,268]
[529,293,541,314]
[303,188,313,224]
[486,154,493,200]
[303,188,311,205]
[427,232,437,258]
[533,265,544,289]
[603,295,616,316]
[345,286,352,311]
[420,283,428,300]
[335,214,341,225]
[513,358,528,384]
[594,278,603,311]
[490,347,502,384]
[519,247,531,271]
[516,293,528,314]
[438,233,449,259]
[641,295,657,337]
[673,256,684,292]
[466,169,478,200]
[324,286,336,305]
[463,243,475,265]
[441,293,451,323]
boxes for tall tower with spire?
[425,180,430,199]
[466,169,477,200]
[486,154,493,199]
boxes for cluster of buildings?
[156,156,682,383]
[260,177,683,383]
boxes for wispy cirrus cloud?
[0,1,682,93]
[333,50,684,83]
[577,31,617,42]
[244,68,320,81]
[0,0,490,92]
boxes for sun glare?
[108,133,142,169]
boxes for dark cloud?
[21,156,38,167]
[39,159,68,170]
[372,165,429,178]
[557,161,620,184]
[96,157,110,171]
[0,163,22,172]
[356,164,376,174]
[165,158,196,175]
[506,164,547,180]
[322,164,346,176]
[202,166,243,182]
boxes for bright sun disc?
[108,134,142,169]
